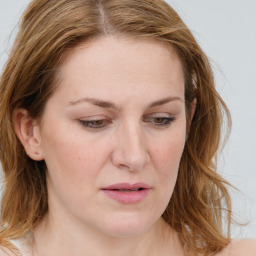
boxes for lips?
[102,182,151,190]
[101,183,151,204]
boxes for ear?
[13,108,44,161]
[190,72,197,125]
[187,98,197,132]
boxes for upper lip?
[102,183,151,190]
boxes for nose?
[111,121,150,171]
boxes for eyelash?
[79,116,176,129]
[79,119,111,129]
[143,116,176,127]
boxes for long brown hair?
[0,0,232,255]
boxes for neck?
[32,213,181,256]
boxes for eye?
[144,115,176,127]
[79,119,111,129]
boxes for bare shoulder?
[0,246,16,256]
[217,239,256,256]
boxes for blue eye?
[144,116,175,126]
[79,119,110,129]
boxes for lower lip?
[102,189,150,204]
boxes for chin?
[100,212,159,238]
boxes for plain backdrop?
[0,0,255,238]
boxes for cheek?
[153,132,185,171]
[41,124,110,191]
[151,128,186,190]
[42,130,111,212]
[146,132,185,218]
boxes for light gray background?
[0,0,255,238]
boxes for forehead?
[53,35,185,104]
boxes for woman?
[0,0,255,255]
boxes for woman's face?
[37,36,187,236]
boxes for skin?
[16,36,187,256]
[9,36,256,256]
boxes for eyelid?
[78,112,176,130]
[78,116,112,129]
[79,115,109,120]
[143,112,176,127]
[145,112,174,118]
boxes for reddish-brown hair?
[0,0,232,255]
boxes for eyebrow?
[68,96,182,110]
[148,96,183,108]
[68,97,120,110]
